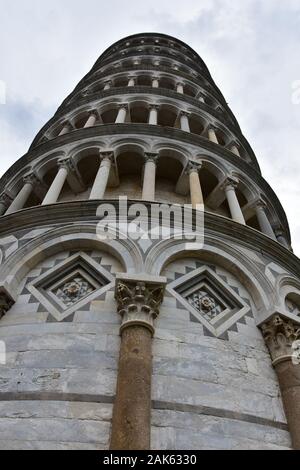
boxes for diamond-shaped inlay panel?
[168,266,250,338]
[28,252,115,321]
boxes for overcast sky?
[0,0,300,255]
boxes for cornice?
[0,201,297,277]
[0,124,289,238]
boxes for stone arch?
[0,224,143,296]
[145,237,272,313]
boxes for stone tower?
[0,33,299,450]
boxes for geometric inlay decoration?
[27,252,114,321]
[168,266,250,338]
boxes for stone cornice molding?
[0,202,297,277]
[260,314,300,366]
[115,274,167,335]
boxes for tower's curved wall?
[0,33,299,450]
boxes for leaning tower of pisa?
[0,33,299,450]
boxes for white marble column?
[180,112,191,132]
[142,154,158,201]
[59,122,72,137]
[230,142,241,157]
[224,179,246,225]
[115,105,128,124]
[189,164,204,209]
[176,82,184,94]
[42,160,71,206]
[148,105,159,125]
[152,77,159,88]
[90,152,113,200]
[275,228,290,249]
[84,111,98,128]
[255,202,277,240]
[128,77,136,87]
[104,81,112,91]
[6,174,37,215]
[208,126,219,144]
[198,93,205,103]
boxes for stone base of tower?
[0,204,298,450]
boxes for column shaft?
[84,113,97,128]
[90,156,112,200]
[231,144,240,156]
[128,78,136,87]
[190,170,204,209]
[275,360,300,449]
[176,83,184,94]
[180,113,190,132]
[148,107,158,125]
[152,78,159,88]
[225,185,246,225]
[110,326,153,450]
[256,205,276,240]
[59,123,71,136]
[115,107,127,124]
[208,128,219,144]
[6,182,33,215]
[42,166,68,206]
[142,158,157,201]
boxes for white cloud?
[0,0,299,255]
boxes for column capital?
[255,199,268,211]
[187,162,202,175]
[260,314,300,366]
[207,124,218,132]
[23,172,40,186]
[223,176,239,191]
[117,103,129,111]
[144,152,159,164]
[57,157,74,172]
[152,76,160,81]
[100,151,115,163]
[0,292,14,320]
[115,275,167,336]
[148,104,160,111]
[179,110,191,118]
[88,109,99,118]
[104,80,113,85]
[176,81,184,86]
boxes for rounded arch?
[0,224,144,295]
[145,236,273,313]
